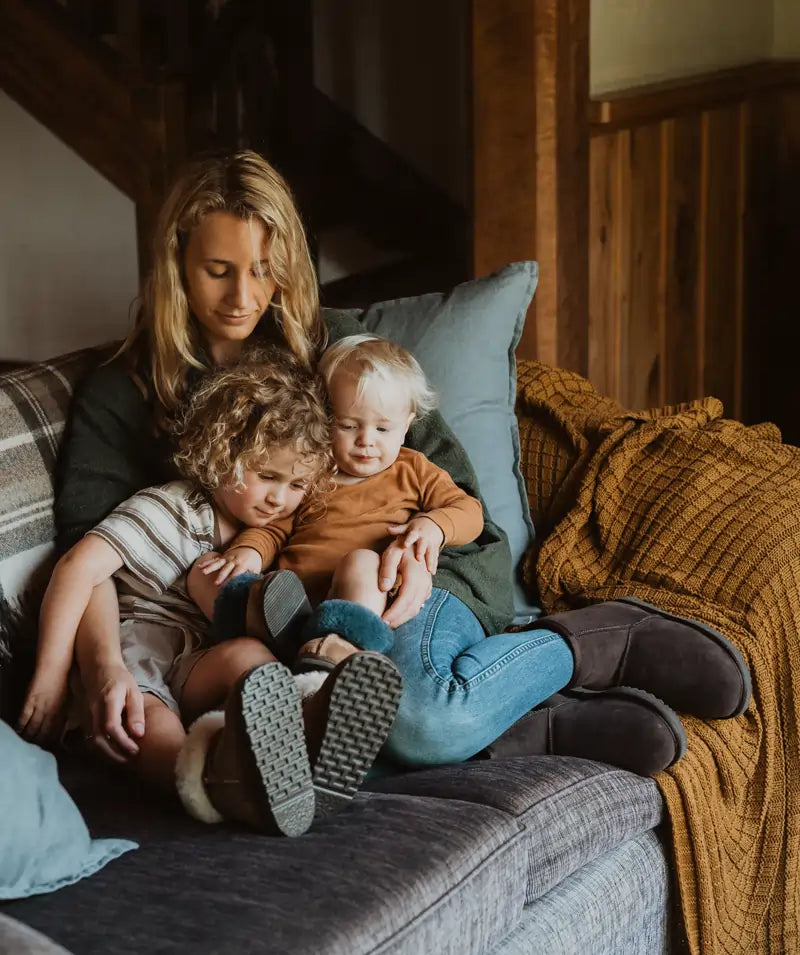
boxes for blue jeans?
[354,588,575,766]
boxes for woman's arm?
[55,358,166,756]
[74,580,145,762]
[56,360,171,551]
[18,536,123,742]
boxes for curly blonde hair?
[118,151,324,417]
[171,349,334,500]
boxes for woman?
[59,150,750,783]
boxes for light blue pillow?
[329,262,540,621]
[0,720,137,900]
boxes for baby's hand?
[387,516,445,575]
[197,546,263,584]
[17,676,68,744]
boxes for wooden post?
[472,0,590,370]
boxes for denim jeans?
[354,587,575,766]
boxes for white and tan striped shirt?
[87,481,217,636]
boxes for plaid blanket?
[516,359,800,955]
[0,349,104,600]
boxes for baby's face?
[328,372,414,481]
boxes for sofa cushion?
[367,756,664,902]
[324,261,540,621]
[0,721,136,903]
[5,758,529,955]
[489,830,672,955]
[0,914,72,955]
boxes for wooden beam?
[591,60,800,133]
[472,0,590,371]
[0,0,164,203]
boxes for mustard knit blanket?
[516,360,799,955]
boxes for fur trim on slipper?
[293,670,328,699]
[301,600,394,654]
[175,711,225,824]
[211,573,261,644]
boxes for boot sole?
[261,570,311,661]
[566,685,688,764]
[617,596,752,717]
[312,653,403,819]
[239,664,315,837]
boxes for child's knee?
[331,549,380,588]
[215,636,274,673]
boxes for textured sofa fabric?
[0,347,676,954]
[3,755,667,955]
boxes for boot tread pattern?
[313,654,403,819]
[241,665,314,836]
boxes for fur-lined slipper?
[296,600,394,672]
[212,570,312,664]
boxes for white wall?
[773,0,800,57]
[0,91,138,362]
[591,0,774,93]
[313,0,469,206]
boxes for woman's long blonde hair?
[118,151,324,417]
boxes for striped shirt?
[87,481,217,635]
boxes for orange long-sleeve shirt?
[233,447,484,606]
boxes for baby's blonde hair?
[319,334,436,418]
[118,151,324,418]
[171,349,334,501]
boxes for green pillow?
[325,261,539,620]
[0,720,136,900]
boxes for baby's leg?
[297,550,387,670]
[328,550,387,615]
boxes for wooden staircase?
[0,0,468,300]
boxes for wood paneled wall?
[589,62,800,425]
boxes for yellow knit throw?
[516,360,798,955]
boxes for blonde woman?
[56,151,440,767]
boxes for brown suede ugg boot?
[294,653,403,819]
[176,662,315,836]
[538,597,751,719]
[476,687,687,776]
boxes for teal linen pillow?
[325,261,539,620]
[0,720,137,900]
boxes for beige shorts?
[118,617,209,716]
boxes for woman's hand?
[387,515,444,574]
[379,543,434,629]
[196,546,262,585]
[83,662,145,763]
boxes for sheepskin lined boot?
[293,653,403,818]
[295,600,394,673]
[211,570,312,665]
[476,687,687,776]
[538,597,751,719]
[175,662,315,836]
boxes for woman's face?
[183,211,277,363]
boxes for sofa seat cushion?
[368,756,664,903]
[3,758,530,955]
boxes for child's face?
[329,371,414,480]
[214,444,316,528]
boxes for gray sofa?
[0,341,683,955]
